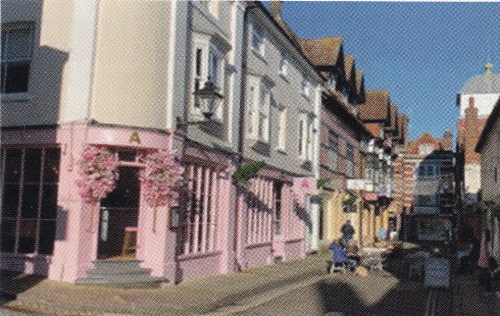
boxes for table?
[359,247,388,272]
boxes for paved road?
[233,273,453,316]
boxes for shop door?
[98,166,140,259]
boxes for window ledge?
[276,148,287,155]
[2,92,30,101]
[177,250,221,261]
[301,93,311,101]
[279,73,289,82]
[252,49,267,63]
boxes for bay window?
[191,33,228,120]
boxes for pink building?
[1,1,321,286]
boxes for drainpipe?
[234,1,257,271]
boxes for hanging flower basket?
[139,150,184,232]
[75,145,119,204]
[75,145,119,232]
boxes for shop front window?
[1,147,60,254]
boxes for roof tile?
[298,37,343,67]
[357,90,390,122]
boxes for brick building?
[456,64,500,208]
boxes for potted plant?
[343,192,358,213]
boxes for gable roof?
[344,55,355,82]
[298,37,343,67]
[397,114,409,143]
[357,90,391,122]
[406,132,443,154]
[355,70,364,97]
[387,103,398,132]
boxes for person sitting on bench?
[329,239,357,272]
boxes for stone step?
[84,268,153,278]
[76,260,166,288]
[85,264,151,274]
[75,276,165,289]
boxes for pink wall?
[2,123,312,284]
[244,244,273,268]
[49,122,175,282]
[177,252,221,282]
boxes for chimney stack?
[441,130,453,151]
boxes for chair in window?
[121,227,138,256]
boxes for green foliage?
[232,161,267,185]
[316,178,330,189]
[343,192,358,207]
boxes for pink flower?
[75,146,118,204]
[140,150,184,208]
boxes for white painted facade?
[459,94,500,118]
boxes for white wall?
[460,93,500,118]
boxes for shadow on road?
[315,253,454,316]
[0,270,45,306]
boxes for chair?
[329,260,348,274]
[121,226,138,256]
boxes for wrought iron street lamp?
[177,80,224,127]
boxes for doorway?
[97,166,140,259]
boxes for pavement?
[1,250,499,316]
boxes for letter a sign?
[129,131,141,144]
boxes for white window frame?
[251,24,265,57]
[207,0,219,18]
[247,75,272,143]
[298,113,314,161]
[419,144,434,155]
[279,56,289,78]
[1,23,34,95]
[301,78,311,98]
[277,105,287,151]
[191,33,227,121]
[183,164,219,255]
[258,84,271,142]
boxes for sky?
[272,1,500,141]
